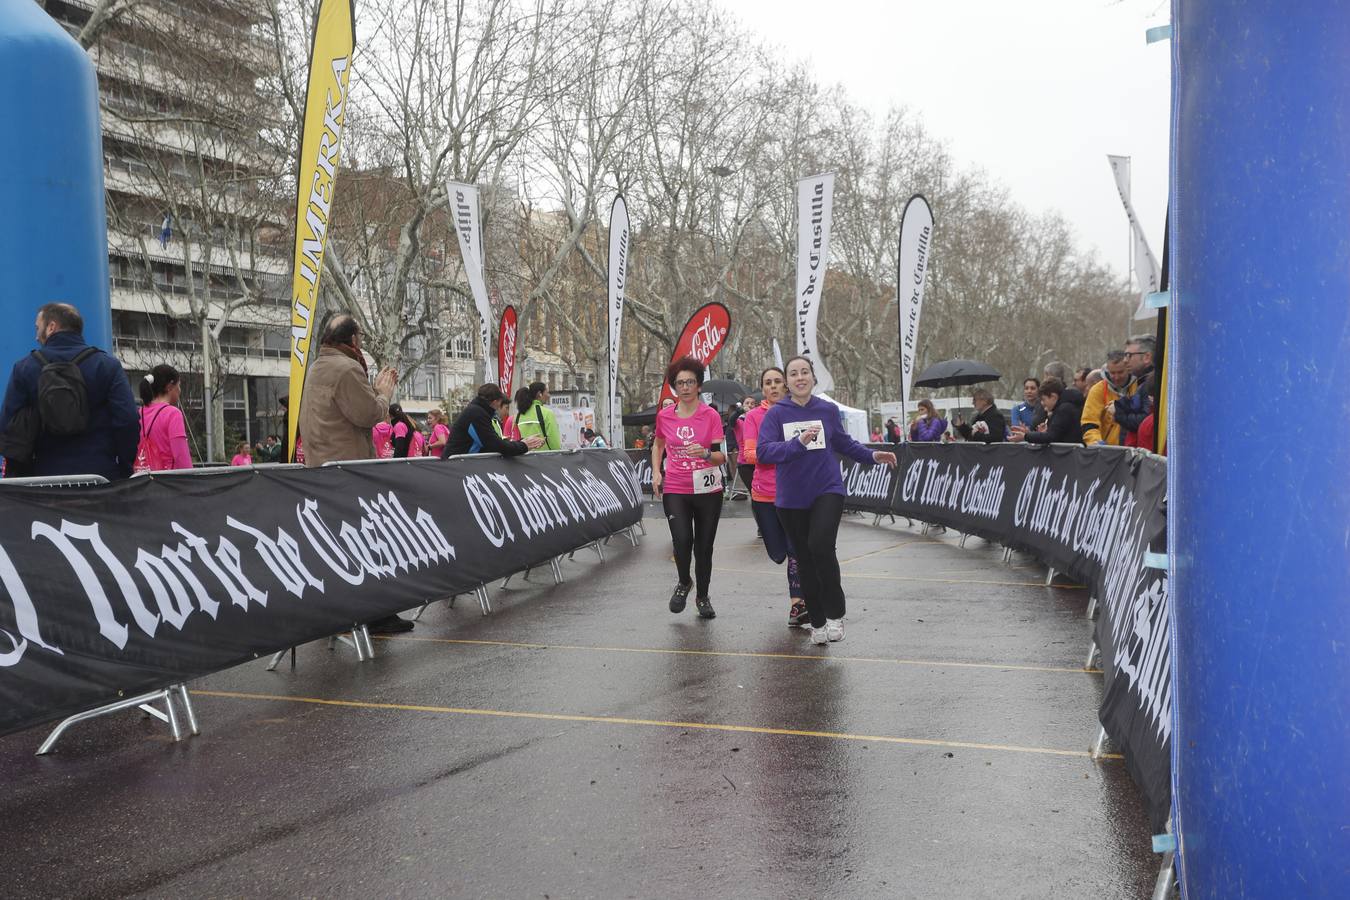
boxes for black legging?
[737,463,755,494]
[662,491,722,597]
[776,493,845,628]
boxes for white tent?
[819,392,870,443]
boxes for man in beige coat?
[297,313,412,633]
[299,314,398,467]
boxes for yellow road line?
[192,689,1122,761]
[379,635,1102,675]
[714,566,1086,590]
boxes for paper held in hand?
[784,419,826,450]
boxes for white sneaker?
[809,626,829,645]
[825,619,845,642]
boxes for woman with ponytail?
[135,364,192,472]
[516,381,561,450]
[740,366,807,627]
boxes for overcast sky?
[731,0,1170,285]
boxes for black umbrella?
[699,378,748,408]
[912,359,1002,389]
[621,404,660,426]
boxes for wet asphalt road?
[0,504,1156,899]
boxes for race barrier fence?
[0,449,644,742]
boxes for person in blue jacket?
[755,356,897,645]
[443,383,543,457]
[0,303,138,480]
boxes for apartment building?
[46,0,470,456]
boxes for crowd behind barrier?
[0,448,643,739]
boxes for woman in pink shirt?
[741,366,806,626]
[230,442,252,466]
[371,414,394,459]
[426,409,450,456]
[651,355,727,619]
[135,365,193,472]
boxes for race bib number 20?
[693,466,724,494]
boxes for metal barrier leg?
[358,625,375,659]
[1086,595,1099,619]
[625,526,639,547]
[331,630,368,661]
[959,533,969,549]
[550,556,564,584]
[634,519,646,536]
[1085,639,1099,669]
[37,688,178,755]
[1045,567,1057,586]
[176,684,200,736]
[1090,726,1109,760]
[265,647,296,671]
[475,584,492,615]
[592,541,605,562]
[162,690,184,742]
[1152,851,1176,900]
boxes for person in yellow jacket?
[1080,351,1138,445]
[515,381,562,450]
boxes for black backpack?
[2,348,102,461]
[33,347,99,436]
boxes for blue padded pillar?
[1170,1,1350,896]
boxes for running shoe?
[809,625,829,645]
[669,582,691,613]
[788,602,810,628]
[825,618,845,642]
[695,596,716,619]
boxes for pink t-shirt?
[734,415,748,464]
[410,428,425,457]
[372,422,394,459]
[231,453,252,467]
[656,402,724,494]
[429,423,450,455]
[138,402,192,471]
[742,401,777,501]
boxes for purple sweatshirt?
[756,394,877,509]
[910,415,948,442]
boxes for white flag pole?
[795,173,836,392]
[606,196,630,447]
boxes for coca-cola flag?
[795,173,836,392]
[497,305,517,394]
[659,302,731,404]
[897,194,934,419]
[607,196,630,447]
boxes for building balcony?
[110,280,289,326]
[106,223,289,279]
[114,335,290,379]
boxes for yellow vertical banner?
[287,0,355,460]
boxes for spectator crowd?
[901,336,1161,453]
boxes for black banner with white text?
[0,450,642,737]
[842,442,1170,829]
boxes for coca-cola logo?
[689,315,725,362]
[498,308,517,390]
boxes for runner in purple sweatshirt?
[756,356,897,645]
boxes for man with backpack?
[0,303,139,480]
